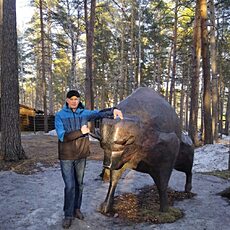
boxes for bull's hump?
[117,87,181,136]
[118,88,177,120]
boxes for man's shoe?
[75,209,84,220]
[62,217,72,229]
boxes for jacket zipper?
[72,110,77,129]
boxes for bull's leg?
[175,141,194,192]
[185,171,192,192]
[158,185,169,212]
[99,167,126,214]
[174,167,193,192]
[150,170,173,212]
[149,132,180,212]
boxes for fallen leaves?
[105,185,196,224]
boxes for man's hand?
[113,109,123,119]
[81,125,90,134]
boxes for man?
[55,90,123,229]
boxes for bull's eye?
[114,139,127,145]
[113,142,125,149]
[114,136,135,146]
[100,135,135,152]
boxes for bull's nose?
[103,150,123,170]
[103,164,111,169]
[103,152,111,168]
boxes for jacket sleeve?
[55,113,65,142]
[87,107,117,121]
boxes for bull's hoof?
[99,202,111,214]
[185,184,192,192]
[159,205,169,212]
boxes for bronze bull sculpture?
[97,87,194,213]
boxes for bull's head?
[100,117,140,170]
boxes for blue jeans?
[60,158,86,218]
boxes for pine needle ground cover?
[103,185,195,224]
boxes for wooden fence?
[21,115,55,132]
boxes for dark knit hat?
[66,90,80,98]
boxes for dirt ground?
[0,133,196,225]
[0,133,104,174]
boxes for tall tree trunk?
[129,0,136,92]
[0,0,26,161]
[47,5,54,115]
[137,1,142,87]
[35,55,43,111]
[218,77,224,136]
[84,0,96,109]
[66,0,79,89]
[0,0,2,81]
[209,0,218,141]
[228,146,230,171]
[179,65,185,129]
[169,0,178,105]
[119,0,125,101]
[165,44,173,101]
[39,0,48,132]
[157,58,162,93]
[225,84,230,135]
[189,0,201,146]
[200,0,213,144]
[200,88,204,139]
[114,79,119,106]
[217,14,224,137]
[100,57,106,108]
[185,89,189,131]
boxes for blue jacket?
[55,104,114,160]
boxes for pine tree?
[0,0,26,161]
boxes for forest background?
[0,0,229,161]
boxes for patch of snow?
[46,129,57,136]
[222,135,230,141]
[193,143,229,172]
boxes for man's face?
[66,96,80,110]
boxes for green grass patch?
[136,206,183,223]
[203,170,230,180]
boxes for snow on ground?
[193,143,229,172]
[0,135,229,230]
[47,129,57,136]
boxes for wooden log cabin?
[19,104,55,132]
